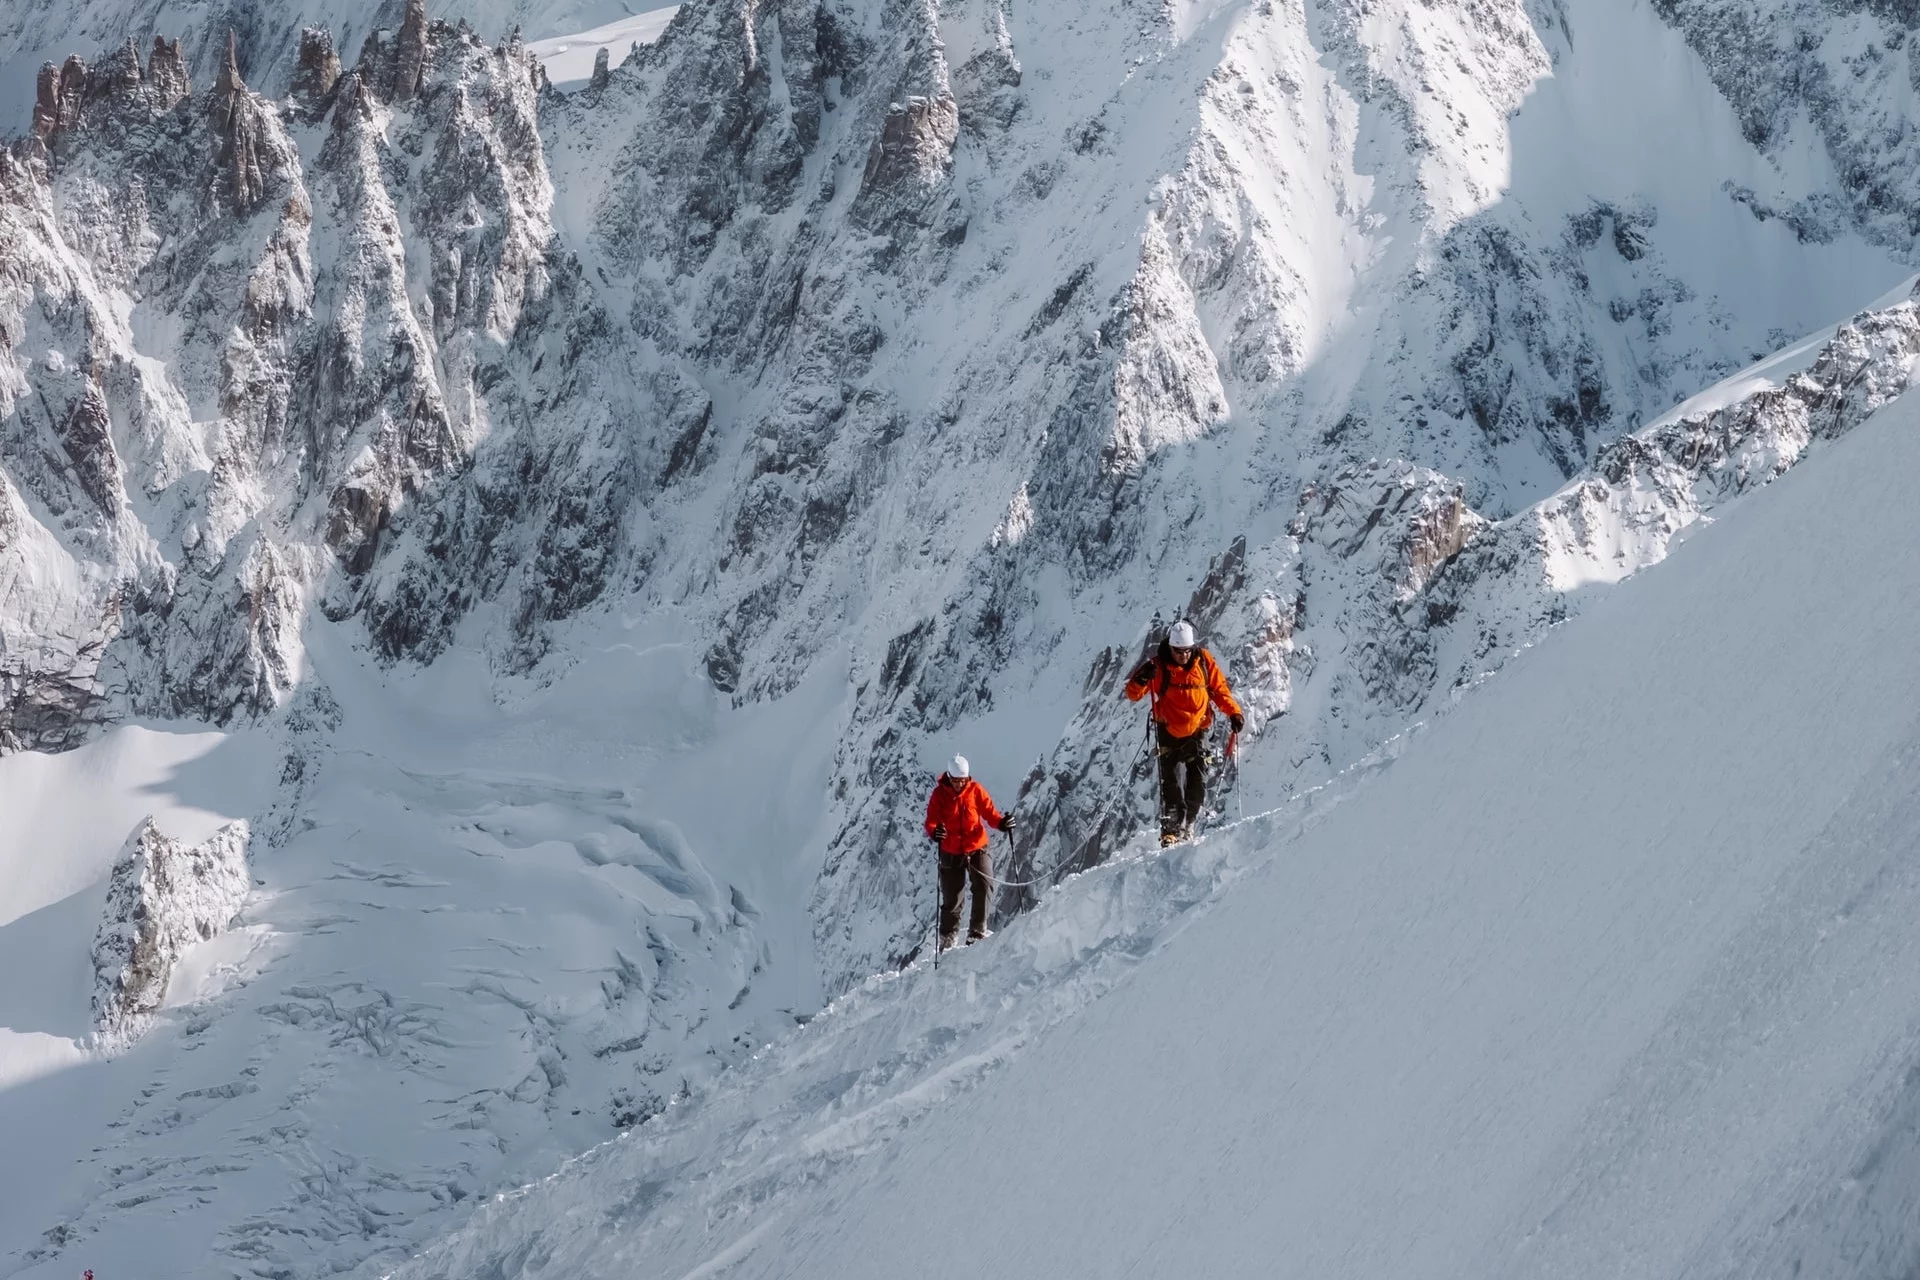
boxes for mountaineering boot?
[939,932,958,952]
[966,929,992,945]
[1160,831,1181,848]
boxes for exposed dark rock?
[32,56,90,142]
[389,0,430,102]
[858,93,958,201]
[31,60,60,141]
[209,31,277,213]
[58,377,124,517]
[148,35,191,104]
[291,26,341,111]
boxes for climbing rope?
[984,724,1156,890]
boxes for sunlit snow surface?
[398,394,1920,1277]
[525,9,679,88]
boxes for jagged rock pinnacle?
[216,29,244,96]
[32,56,93,144]
[148,35,190,103]
[292,27,341,110]
[391,0,429,101]
[31,61,59,140]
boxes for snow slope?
[397,357,1920,1277]
[0,726,269,1093]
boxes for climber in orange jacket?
[924,755,1016,949]
[1125,619,1243,846]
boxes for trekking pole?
[1227,729,1243,823]
[931,857,941,972]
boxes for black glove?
[930,824,947,843]
[1000,815,1018,834]
[1132,662,1156,685]
[1229,714,1245,734]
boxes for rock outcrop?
[91,818,252,1049]
[290,27,340,110]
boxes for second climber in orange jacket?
[1125,619,1244,846]
[924,754,1016,949]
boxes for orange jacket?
[923,775,1007,854]
[1125,644,1242,739]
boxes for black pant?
[1156,725,1208,835]
[939,850,992,939]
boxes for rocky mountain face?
[1657,0,1920,251]
[5,0,1920,1273]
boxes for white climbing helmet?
[949,754,971,779]
[1168,620,1197,649]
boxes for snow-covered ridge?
[393,372,1920,1278]
[395,731,1423,1280]
[997,282,1920,913]
[2,0,1912,993]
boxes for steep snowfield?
[397,346,1920,1280]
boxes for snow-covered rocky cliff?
[0,0,681,127]
[5,0,1911,977]
[90,817,251,1049]
[6,0,1920,1274]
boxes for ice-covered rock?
[90,817,252,1049]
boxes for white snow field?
[397,379,1920,1276]
[525,9,679,88]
